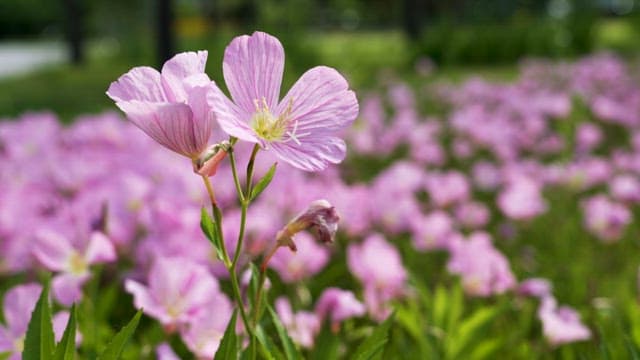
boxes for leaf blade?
[97,310,142,360]
[53,304,77,360]
[214,310,238,360]
[22,281,55,360]
[352,313,395,360]
[250,163,277,202]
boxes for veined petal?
[271,136,346,171]
[223,32,284,115]
[186,83,217,149]
[277,66,359,133]
[106,66,166,102]
[116,101,203,158]
[210,85,259,143]
[125,280,171,325]
[161,51,208,102]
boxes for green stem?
[228,147,245,204]
[246,144,261,195]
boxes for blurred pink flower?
[424,171,470,207]
[269,232,330,283]
[125,257,220,328]
[538,296,591,346]
[409,211,456,251]
[213,31,359,171]
[581,195,631,242]
[609,174,640,203]
[315,288,365,330]
[447,232,515,297]
[0,284,77,360]
[179,292,233,359]
[518,278,552,298]
[275,297,320,348]
[498,177,547,220]
[107,51,218,159]
[347,234,407,321]
[33,229,116,305]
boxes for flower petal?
[186,83,217,148]
[106,66,166,103]
[32,230,74,272]
[210,85,259,142]
[84,232,116,264]
[52,273,90,306]
[115,101,202,157]
[223,32,285,115]
[271,136,346,171]
[277,66,359,134]
[161,51,208,102]
[3,284,42,335]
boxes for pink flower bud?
[276,199,339,250]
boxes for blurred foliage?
[0,0,60,38]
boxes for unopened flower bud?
[194,141,230,177]
[276,200,339,251]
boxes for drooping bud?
[276,200,339,251]
[194,141,230,177]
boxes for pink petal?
[0,326,13,353]
[3,284,42,335]
[32,230,74,272]
[115,101,202,157]
[271,136,346,171]
[106,66,166,103]
[223,32,284,115]
[52,273,90,306]
[186,84,216,149]
[210,85,258,142]
[84,232,116,264]
[161,51,208,102]
[277,66,359,134]
[125,280,172,325]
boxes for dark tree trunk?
[403,0,423,41]
[62,0,84,65]
[157,0,175,66]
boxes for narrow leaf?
[253,324,281,360]
[53,304,77,360]
[214,310,238,360]
[267,306,302,360]
[200,207,224,261]
[352,313,395,360]
[447,306,500,358]
[97,310,142,360]
[23,281,55,360]
[250,163,277,202]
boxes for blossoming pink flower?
[32,229,116,306]
[269,232,330,283]
[581,195,631,242]
[538,296,591,346]
[315,288,365,331]
[213,31,359,171]
[447,232,515,297]
[179,293,233,359]
[497,176,547,220]
[347,234,407,321]
[107,51,218,159]
[125,257,220,328]
[275,297,321,348]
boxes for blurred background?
[0,0,639,120]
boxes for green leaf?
[432,285,448,329]
[200,207,224,261]
[267,306,303,360]
[252,324,281,360]
[53,304,77,360]
[0,352,12,360]
[97,310,142,360]
[352,313,395,360]
[250,163,277,202]
[447,306,500,359]
[215,310,238,360]
[23,281,55,360]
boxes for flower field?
[1,33,640,359]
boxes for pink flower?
[581,195,631,242]
[497,176,547,221]
[275,297,320,348]
[269,232,330,283]
[0,284,77,360]
[107,51,218,159]
[518,278,552,298]
[315,288,365,330]
[447,232,516,297]
[32,229,116,306]
[179,293,233,359]
[347,234,407,321]
[538,296,591,346]
[213,31,359,171]
[125,257,220,328]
